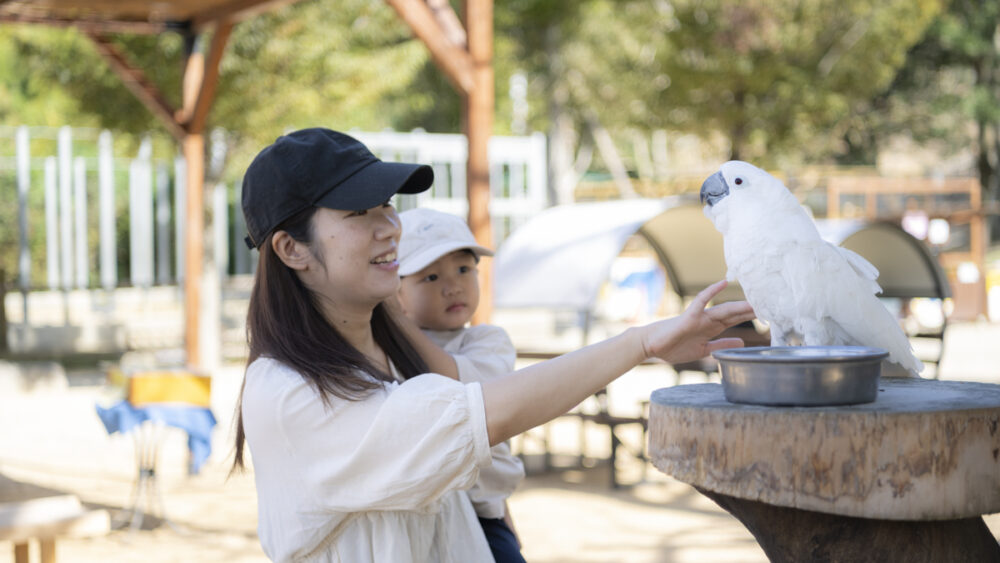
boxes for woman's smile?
[370,249,399,270]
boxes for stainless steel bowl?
[712,346,889,406]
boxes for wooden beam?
[465,0,494,324]
[0,14,169,34]
[179,33,205,126]
[187,20,233,132]
[190,0,298,30]
[425,0,467,48]
[385,0,475,95]
[85,32,186,142]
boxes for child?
[396,207,527,563]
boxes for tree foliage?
[0,0,988,179]
[0,0,442,177]
[876,0,1000,202]
[566,0,942,164]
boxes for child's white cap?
[398,208,494,276]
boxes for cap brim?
[398,241,494,276]
[315,161,433,211]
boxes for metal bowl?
[712,346,889,406]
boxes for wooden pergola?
[0,0,495,370]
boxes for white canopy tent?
[493,197,950,313]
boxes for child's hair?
[232,206,429,471]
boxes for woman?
[233,128,755,562]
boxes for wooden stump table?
[648,378,1000,562]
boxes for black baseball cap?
[241,128,434,248]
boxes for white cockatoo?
[700,160,923,376]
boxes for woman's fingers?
[691,280,728,311]
[703,303,756,332]
[708,300,754,317]
[691,281,756,326]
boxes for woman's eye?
[459,266,471,274]
[350,209,368,217]
[423,274,438,282]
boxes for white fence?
[3,126,548,291]
[352,129,547,228]
[3,125,187,292]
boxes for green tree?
[886,0,999,202]
[492,0,943,202]
[640,0,944,164]
[0,0,443,175]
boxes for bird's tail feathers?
[839,311,923,377]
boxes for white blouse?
[242,357,495,562]
[425,325,525,519]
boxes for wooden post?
[86,22,231,370]
[39,538,55,563]
[465,0,494,325]
[386,0,494,323]
[180,32,205,370]
[183,133,204,368]
[0,268,7,354]
[179,23,229,370]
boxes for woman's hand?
[381,293,461,380]
[640,280,756,365]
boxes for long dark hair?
[232,206,429,471]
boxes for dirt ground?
[0,454,770,563]
[2,321,999,562]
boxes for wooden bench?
[0,495,110,563]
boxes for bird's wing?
[800,243,923,375]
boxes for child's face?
[398,250,480,331]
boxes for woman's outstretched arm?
[480,280,755,446]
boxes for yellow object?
[987,268,1000,291]
[127,371,212,407]
[106,365,128,389]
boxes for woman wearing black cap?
[232,128,755,562]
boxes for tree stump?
[648,378,1000,561]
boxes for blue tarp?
[96,400,217,474]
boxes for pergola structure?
[0,0,495,369]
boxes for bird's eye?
[735,178,743,185]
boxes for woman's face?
[301,202,403,310]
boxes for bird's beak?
[700,171,729,206]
